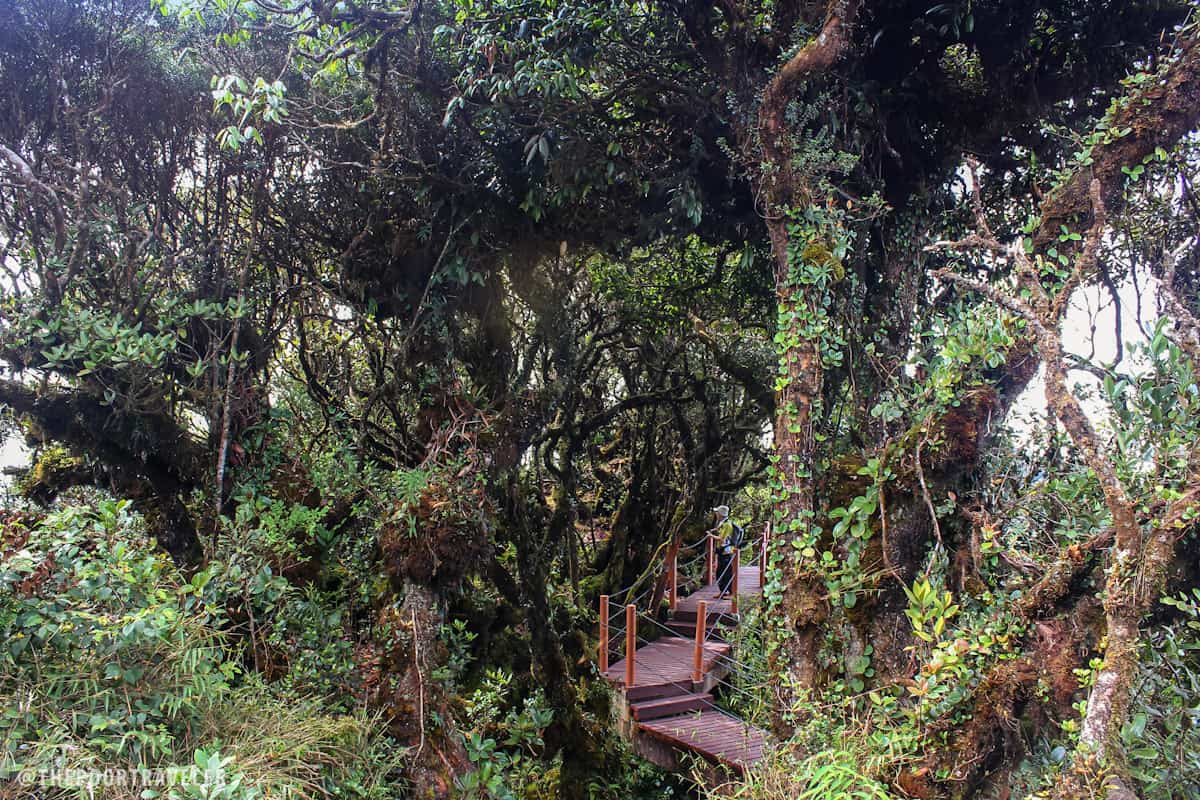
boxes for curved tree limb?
[1035,33,1200,251]
[0,377,204,561]
[0,142,67,255]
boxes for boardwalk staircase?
[597,526,772,781]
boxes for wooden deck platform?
[605,636,730,687]
[640,710,767,774]
[603,557,769,779]
[674,565,762,617]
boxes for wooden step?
[630,692,714,721]
[666,621,696,638]
[666,621,733,640]
[639,710,768,774]
[625,681,691,702]
[672,614,734,623]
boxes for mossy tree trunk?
[375,582,472,800]
[750,0,860,729]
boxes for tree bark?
[374,582,472,800]
[752,0,860,728]
[0,378,203,562]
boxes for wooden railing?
[692,600,707,685]
[598,522,770,687]
[625,603,636,686]
[664,522,769,617]
[599,594,609,673]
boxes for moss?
[823,454,869,510]
[524,764,559,800]
[379,462,496,587]
[800,240,845,281]
[17,446,85,503]
[925,659,1041,797]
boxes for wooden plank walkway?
[640,711,766,773]
[603,560,769,778]
[674,565,762,617]
[605,637,731,687]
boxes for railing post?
[760,522,770,590]
[693,600,707,686]
[732,549,740,615]
[706,534,715,585]
[599,595,609,674]
[625,604,636,687]
[669,550,678,611]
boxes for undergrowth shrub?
[0,500,405,799]
[729,707,912,800]
[1122,588,1200,797]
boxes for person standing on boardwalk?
[708,505,744,600]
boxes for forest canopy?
[2,0,1200,798]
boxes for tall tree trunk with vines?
[752,0,859,730]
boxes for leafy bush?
[0,501,233,767]
[1121,589,1200,797]
[730,720,908,800]
[456,668,556,800]
[0,500,405,799]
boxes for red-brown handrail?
[625,603,636,686]
[692,600,707,685]
[599,594,610,673]
[732,549,740,614]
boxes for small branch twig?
[411,607,426,760]
[0,143,67,254]
[915,438,943,572]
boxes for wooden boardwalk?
[604,636,731,687]
[641,711,766,772]
[674,566,762,617]
[602,563,768,777]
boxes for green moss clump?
[17,446,84,502]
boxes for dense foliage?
[2,0,1200,798]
